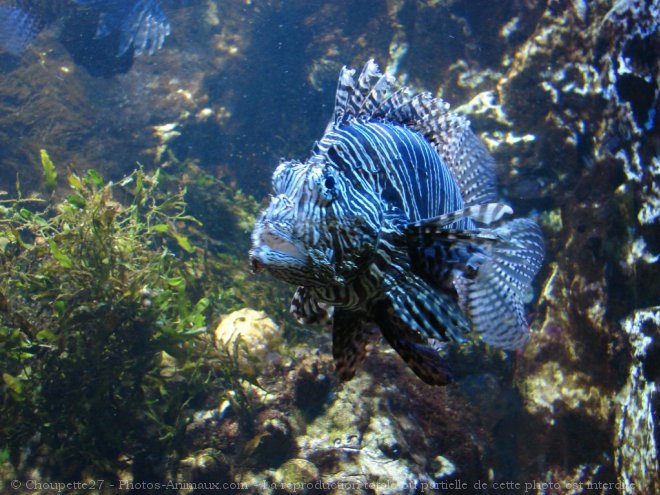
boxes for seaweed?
[0,164,214,481]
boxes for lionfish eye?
[324,176,336,189]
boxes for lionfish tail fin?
[328,59,497,205]
[458,218,545,350]
[120,0,170,56]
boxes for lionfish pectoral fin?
[383,271,470,343]
[74,0,170,56]
[405,216,510,247]
[331,310,372,381]
[0,4,45,56]
[403,203,513,245]
[290,286,333,324]
[456,218,545,350]
[120,0,171,56]
[407,203,513,229]
[376,307,453,386]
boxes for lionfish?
[0,0,170,57]
[250,60,544,385]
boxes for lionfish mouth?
[249,223,308,275]
[250,256,264,273]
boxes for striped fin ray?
[375,302,453,386]
[73,0,170,56]
[447,128,498,206]
[351,59,381,113]
[485,218,545,293]
[381,91,436,126]
[373,86,415,119]
[332,66,356,126]
[405,226,501,244]
[122,0,171,56]
[332,59,383,127]
[382,269,469,344]
[407,202,513,229]
[290,286,333,324]
[361,72,395,117]
[0,3,45,55]
[458,218,545,350]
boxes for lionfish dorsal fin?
[327,60,498,206]
[332,59,381,127]
[331,66,356,128]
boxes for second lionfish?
[0,0,169,57]
[250,60,544,385]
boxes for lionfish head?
[250,156,379,287]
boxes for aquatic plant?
[0,165,214,480]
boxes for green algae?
[0,148,306,485]
[0,162,223,480]
[40,149,58,191]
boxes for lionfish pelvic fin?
[332,310,374,381]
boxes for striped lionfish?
[250,60,544,386]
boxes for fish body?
[0,0,169,56]
[250,60,544,385]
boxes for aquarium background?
[0,0,658,494]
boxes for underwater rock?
[272,458,319,493]
[290,351,489,495]
[158,350,181,379]
[214,308,281,372]
[522,360,610,423]
[615,308,660,495]
[446,0,660,488]
[292,355,334,417]
[179,334,490,493]
[297,400,434,494]
[250,410,295,468]
[178,448,232,489]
